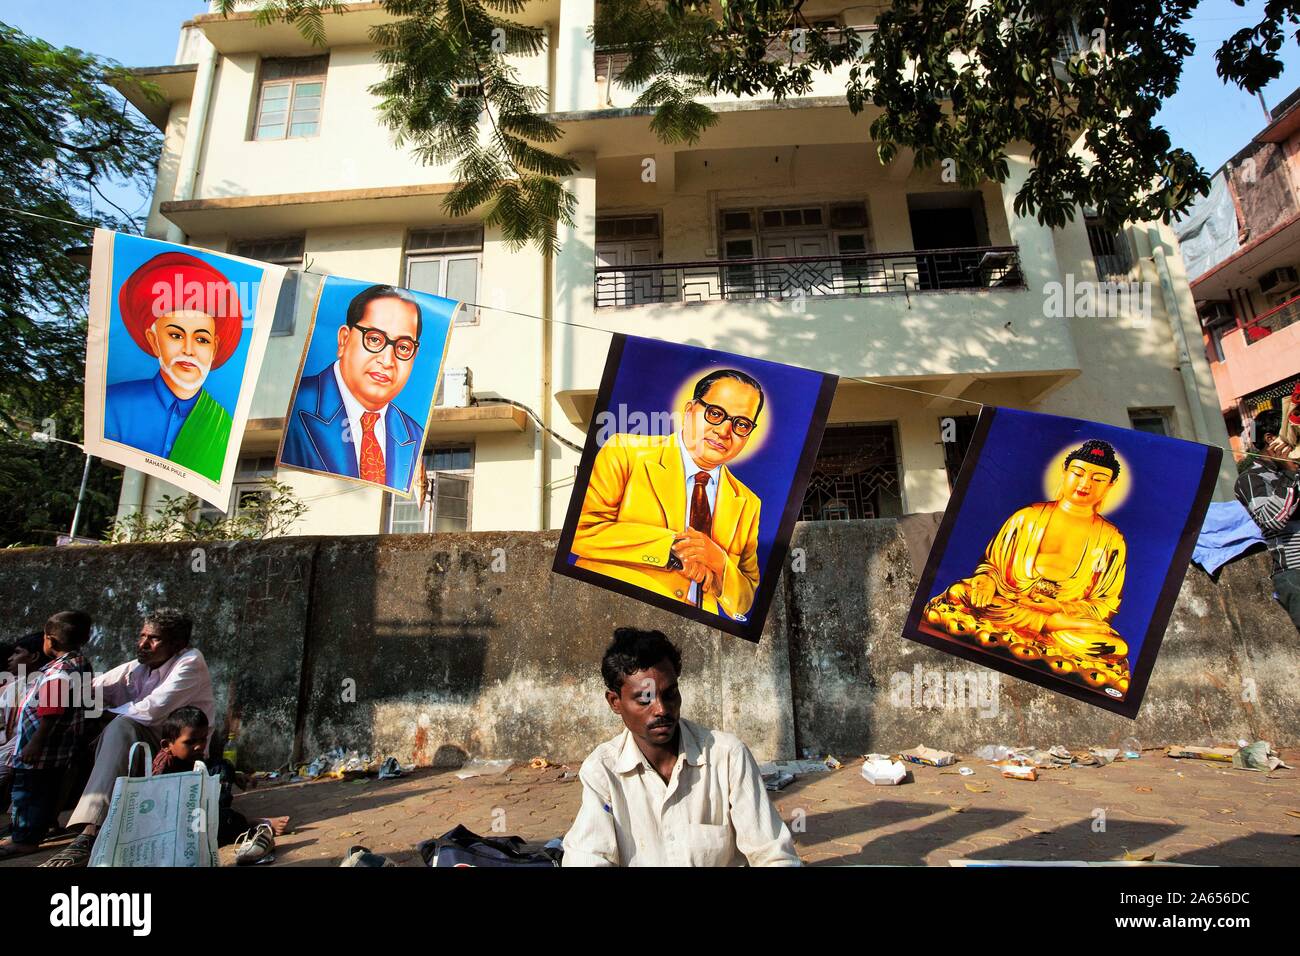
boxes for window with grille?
[1085,216,1132,278]
[1129,408,1173,437]
[231,236,305,335]
[406,227,483,324]
[254,56,327,141]
[385,446,474,533]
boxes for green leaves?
[102,480,309,543]
[234,0,575,251]
[0,22,158,544]
[223,1,1295,252]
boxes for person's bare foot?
[256,816,290,836]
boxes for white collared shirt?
[561,718,800,867]
[94,647,215,728]
[333,360,388,472]
[676,431,721,603]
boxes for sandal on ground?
[234,823,276,866]
[37,832,94,867]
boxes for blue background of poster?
[566,335,831,616]
[106,233,268,417]
[925,407,1212,662]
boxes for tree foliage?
[219,1,1300,246]
[0,22,161,545]
[103,479,309,544]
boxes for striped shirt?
[1235,460,1300,573]
[10,652,93,770]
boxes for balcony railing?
[594,245,1024,308]
[1243,293,1300,342]
[594,25,876,83]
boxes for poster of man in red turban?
[85,231,287,508]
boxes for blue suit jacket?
[280,364,425,491]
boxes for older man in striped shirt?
[1235,411,1300,629]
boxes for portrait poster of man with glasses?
[278,276,459,495]
[554,334,836,642]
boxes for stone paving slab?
[4,748,1298,867]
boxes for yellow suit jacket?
[571,433,761,618]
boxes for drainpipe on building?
[1146,226,1212,444]
[166,33,218,244]
[539,251,554,531]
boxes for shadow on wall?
[0,520,1293,769]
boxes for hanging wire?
[6,209,1290,462]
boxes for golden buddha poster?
[903,407,1221,717]
[553,334,837,642]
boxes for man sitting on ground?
[562,627,800,867]
[41,607,215,868]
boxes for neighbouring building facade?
[111,1,1234,537]
[1177,86,1300,452]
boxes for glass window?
[406,226,483,324]
[254,56,328,141]
[1129,409,1171,437]
[230,236,305,335]
[385,447,474,533]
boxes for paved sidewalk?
[5,747,1296,867]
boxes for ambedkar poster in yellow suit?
[903,407,1220,717]
[553,334,837,642]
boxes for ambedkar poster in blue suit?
[277,274,459,496]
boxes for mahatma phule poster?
[903,406,1220,717]
[277,274,458,496]
[553,334,837,642]
[84,230,287,509]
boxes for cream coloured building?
[112,1,1236,537]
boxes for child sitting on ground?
[0,612,94,859]
[0,633,51,817]
[152,706,288,859]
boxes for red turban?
[117,252,243,370]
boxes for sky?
[5,0,1300,203]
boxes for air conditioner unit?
[1258,265,1299,296]
[442,367,473,408]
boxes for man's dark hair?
[345,284,423,339]
[44,610,91,651]
[601,627,682,694]
[1063,439,1121,480]
[160,706,209,742]
[143,608,193,647]
[1253,410,1282,452]
[692,368,764,421]
[14,631,49,668]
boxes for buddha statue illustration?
[923,438,1131,694]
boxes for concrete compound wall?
[0,520,1294,770]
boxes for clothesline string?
[2,205,988,410]
[4,206,1295,464]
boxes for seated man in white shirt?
[41,607,215,868]
[562,627,800,867]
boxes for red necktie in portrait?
[691,471,712,608]
[691,471,713,534]
[359,411,386,484]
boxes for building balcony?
[594,245,1023,308]
[1209,292,1300,409]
